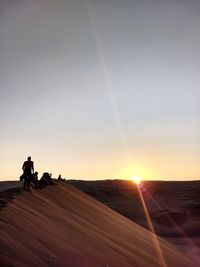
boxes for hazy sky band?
[0,0,200,180]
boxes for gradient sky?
[1,0,200,181]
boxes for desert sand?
[68,179,200,266]
[0,181,196,267]
[68,180,200,236]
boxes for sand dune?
[68,180,200,237]
[0,182,194,267]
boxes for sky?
[0,0,200,181]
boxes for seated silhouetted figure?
[31,171,40,188]
[58,174,65,181]
[22,156,34,191]
[40,172,55,185]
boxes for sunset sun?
[132,176,141,185]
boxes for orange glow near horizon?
[121,163,153,181]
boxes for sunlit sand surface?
[0,181,194,267]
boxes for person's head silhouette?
[28,156,31,161]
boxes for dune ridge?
[0,182,194,267]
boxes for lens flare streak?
[147,194,200,263]
[137,185,167,267]
[86,0,130,161]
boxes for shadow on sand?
[0,188,22,210]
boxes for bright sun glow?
[132,176,141,185]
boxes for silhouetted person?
[40,172,56,185]
[32,171,39,188]
[33,171,38,181]
[58,174,65,181]
[22,156,34,191]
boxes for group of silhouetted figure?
[20,156,65,191]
